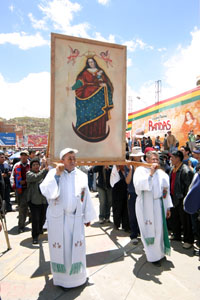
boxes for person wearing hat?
[144,147,154,155]
[125,147,144,245]
[40,147,96,289]
[133,151,173,266]
[10,150,30,233]
[169,150,194,249]
[26,158,49,244]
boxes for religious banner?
[50,33,126,161]
[28,135,48,147]
[128,86,200,146]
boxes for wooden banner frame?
[49,159,152,169]
[50,33,127,163]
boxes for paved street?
[0,193,200,300]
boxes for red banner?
[28,135,48,147]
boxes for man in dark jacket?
[169,150,194,249]
[26,158,48,244]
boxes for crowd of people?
[0,129,200,289]
[0,149,48,242]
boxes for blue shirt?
[183,157,198,168]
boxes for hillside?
[0,117,50,135]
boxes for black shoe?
[123,228,131,233]
[114,225,119,230]
[152,260,161,267]
[6,208,13,212]
[170,235,181,241]
[32,239,39,244]
[18,228,25,234]
[60,286,73,292]
[160,256,166,262]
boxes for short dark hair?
[180,146,191,154]
[29,149,36,155]
[171,150,184,161]
[30,158,40,168]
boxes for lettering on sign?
[148,119,171,131]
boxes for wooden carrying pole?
[76,160,152,168]
[50,159,152,168]
[0,212,11,251]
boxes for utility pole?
[155,80,161,103]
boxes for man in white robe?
[40,148,96,288]
[133,151,173,267]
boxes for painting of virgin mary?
[67,56,114,142]
[51,33,126,161]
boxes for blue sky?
[0,0,200,119]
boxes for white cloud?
[29,0,115,41]
[0,32,49,50]
[38,0,81,26]
[98,0,110,5]
[28,0,90,38]
[128,28,200,114]
[94,32,115,43]
[124,40,137,52]
[61,23,90,38]
[158,47,167,52]
[162,27,200,98]
[0,72,50,119]
[124,38,153,52]
[35,0,86,35]
[28,13,48,30]
[9,5,14,12]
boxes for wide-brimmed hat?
[130,147,144,157]
[60,147,78,160]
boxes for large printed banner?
[28,135,48,147]
[0,133,16,146]
[128,86,200,146]
[50,33,126,162]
